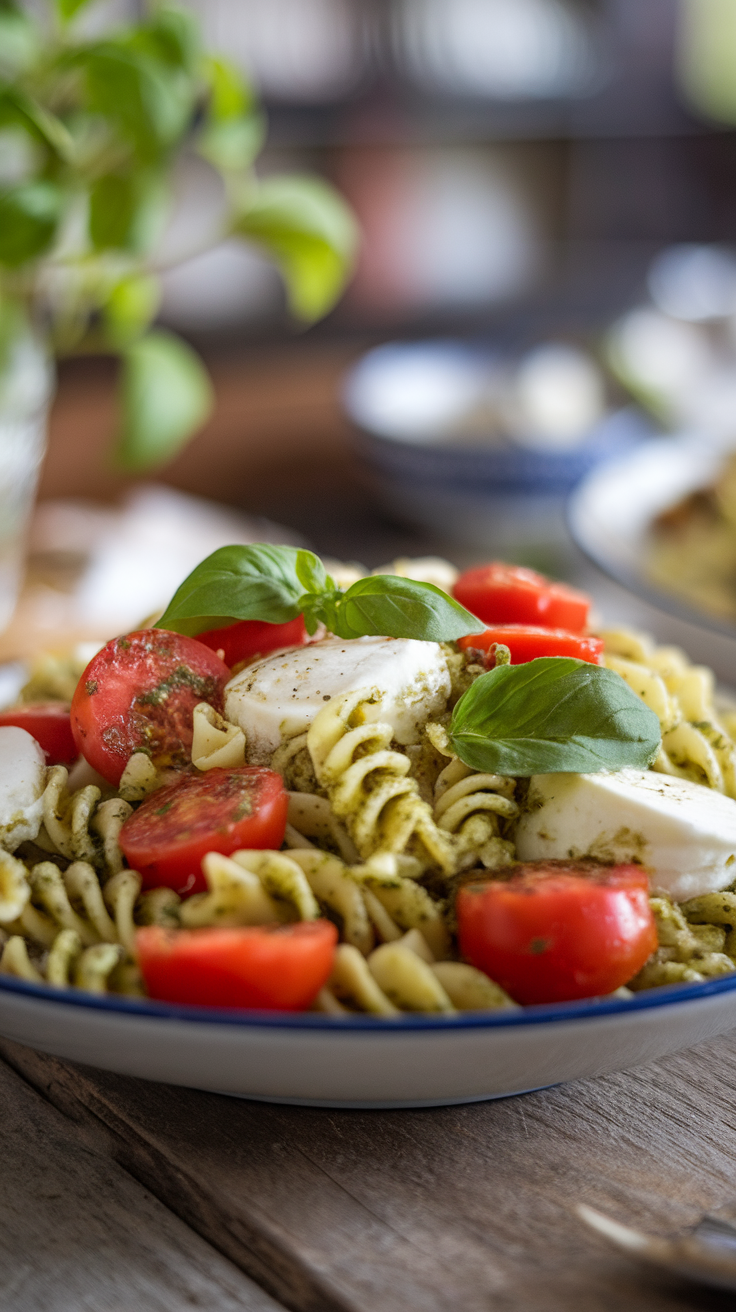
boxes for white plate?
[6,483,736,1105]
[568,436,736,682]
[0,973,735,1107]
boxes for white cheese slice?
[514,769,736,902]
[225,636,451,764]
[0,726,46,851]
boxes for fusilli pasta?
[315,927,515,1016]
[629,892,736,989]
[179,845,450,960]
[307,688,457,872]
[433,757,517,870]
[601,628,736,796]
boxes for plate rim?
[1,967,735,1031]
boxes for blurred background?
[13,0,736,664]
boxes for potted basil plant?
[0,0,358,626]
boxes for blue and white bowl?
[345,341,650,553]
[0,971,735,1107]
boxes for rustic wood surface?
[0,1054,285,1312]
[2,1036,736,1311]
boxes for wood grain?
[3,1035,736,1311]
[0,1056,285,1312]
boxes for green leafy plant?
[0,0,358,468]
[157,543,486,643]
[448,657,662,776]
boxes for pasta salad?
[1,546,736,1016]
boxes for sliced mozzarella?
[514,769,736,901]
[225,636,451,764]
[0,726,46,851]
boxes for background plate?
[568,437,736,682]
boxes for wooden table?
[1,1034,735,1310]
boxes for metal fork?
[578,1201,736,1292]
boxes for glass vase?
[0,332,54,632]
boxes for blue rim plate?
[0,965,734,1027]
[0,963,734,1106]
[2,630,736,1102]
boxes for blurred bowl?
[568,437,736,682]
[344,340,651,554]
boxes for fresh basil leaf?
[130,6,200,74]
[449,657,661,776]
[332,576,485,642]
[158,547,484,642]
[0,181,62,266]
[233,174,359,321]
[103,273,160,348]
[91,171,168,256]
[0,89,73,157]
[89,174,139,250]
[85,45,192,162]
[56,0,94,21]
[116,330,213,470]
[198,113,266,174]
[198,57,264,172]
[0,6,38,76]
[205,56,255,118]
[158,544,305,634]
[295,549,328,596]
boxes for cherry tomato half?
[0,703,77,764]
[119,766,288,895]
[457,861,656,1004]
[453,563,591,631]
[458,625,603,665]
[71,629,230,785]
[197,616,308,670]
[137,921,337,1011]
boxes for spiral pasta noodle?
[40,767,101,864]
[0,782,145,993]
[306,687,458,874]
[38,767,134,874]
[191,701,246,772]
[270,732,320,794]
[600,628,736,797]
[284,791,359,863]
[0,929,126,993]
[432,757,518,870]
[0,856,143,953]
[629,892,736,989]
[316,927,516,1016]
[180,845,450,960]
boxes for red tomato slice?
[453,563,590,631]
[457,861,656,1004]
[119,766,288,895]
[458,625,603,665]
[0,703,78,764]
[71,630,230,785]
[197,616,308,669]
[137,921,337,1011]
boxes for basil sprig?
[449,657,661,776]
[157,544,484,643]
